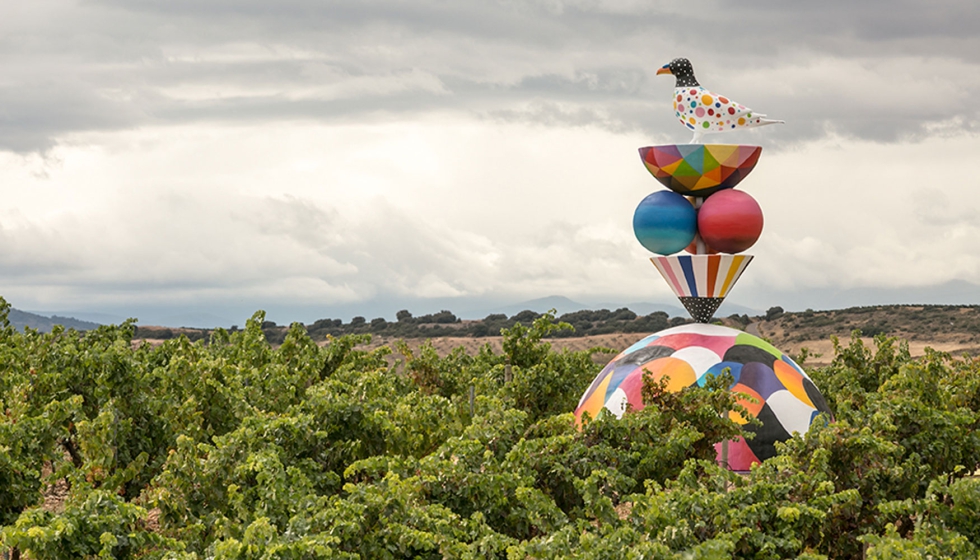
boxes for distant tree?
[612,308,637,321]
[625,312,671,333]
[727,314,751,326]
[370,317,388,330]
[396,309,413,322]
[350,316,366,326]
[765,306,784,321]
[430,310,457,324]
[511,310,540,324]
[309,318,336,330]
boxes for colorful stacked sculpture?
[634,142,764,322]
[574,58,832,471]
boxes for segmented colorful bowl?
[639,144,762,197]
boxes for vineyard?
[1,297,980,559]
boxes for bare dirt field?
[136,329,979,370]
[755,331,980,368]
[350,330,979,370]
[134,306,980,370]
[362,333,644,357]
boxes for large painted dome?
[574,323,832,471]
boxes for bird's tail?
[743,117,784,129]
[746,112,785,126]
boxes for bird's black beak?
[656,64,672,76]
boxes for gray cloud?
[3,0,980,152]
[0,81,145,152]
[3,0,980,324]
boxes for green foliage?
[499,312,603,421]
[2,296,980,559]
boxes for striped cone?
[650,254,753,323]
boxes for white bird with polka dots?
[657,58,784,144]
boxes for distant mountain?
[28,310,129,325]
[712,301,764,318]
[468,296,590,319]
[7,308,102,333]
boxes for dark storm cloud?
[3,0,979,152]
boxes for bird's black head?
[657,58,699,88]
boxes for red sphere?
[697,189,763,253]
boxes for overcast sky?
[3,0,980,326]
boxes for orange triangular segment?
[703,166,723,183]
[644,162,668,178]
[693,176,721,190]
[660,160,682,175]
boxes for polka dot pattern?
[660,58,776,137]
[676,85,758,133]
[679,296,723,323]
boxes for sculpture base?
[574,323,834,472]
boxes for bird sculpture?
[657,58,783,143]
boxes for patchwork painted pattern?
[574,324,833,471]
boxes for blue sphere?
[633,190,697,255]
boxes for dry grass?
[757,306,980,366]
[358,333,647,357]
[354,325,979,369]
